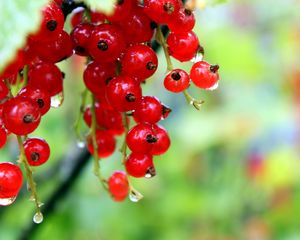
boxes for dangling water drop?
[51,91,64,108]
[0,196,16,206]
[145,166,156,178]
[129,188,143,202]
[77,141,85,148]
[33,212,43,224]
[206,81,219,91]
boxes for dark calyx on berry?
[105,77,113,85]
[146,134,158,143]
[46,20,58,31]
[163,2,175,14]
[210,64,219,73]
[150,21,158,30]
[97,41,108,51]
[184,9,192,16]
[23,114,34,123]
[125,93,136,102]
[146,62,157,70]
[75,46,85,54]
[146,166,156,177]
[31,152,40,161]
[37,99,45,108]
[162,104,172,117]
[171,71,181,81]
[197,45,205,55]
[117,0,124,4]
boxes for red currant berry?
[125,152,154,178]
[23,138,50,166]
[0,127,7,149]
[0,80,9,100]
[190,61,220,89]
[164,69,190,93]
[126,123,157,153]
[151,124,170,155]
[167,31,199,62]
[143,0,181,24]
[106,76,142,112]
[117,6,154,44]
[88,24,126,63]
[2,96,41,135]
[30,3,64,42]
[83,61,115,95]
[31,31,73,63]
[168,8,195,34]
[0,162,23,200]
[71,23,94,56]
[134,96,162,124]
[121,44,158,82]
[108,171,129,201]
[107,0,133,23]
[18,86,51,116]
[28,62,63,97]
[87,130,116,158]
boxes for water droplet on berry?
[206,82,219,91]
[77,141,85,148]
[51,92,64,108]
[191,52,204,63]
[0,196,16,206]
[33,212,43,224]
[129,189,143,202]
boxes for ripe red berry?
[28,62,63,97]
[121,44,158,82]
[126,123,157,153]
[23,138,51,166]
[106,75,142,112]
[164,69,190,93]
[30,3,64,42]
[125,152,154,178]
[83,61,115,95]
[107,0,133,23]
[151,124,170,155]
[0,80,9,100]
[18,87,51,116]
[0,162,23,200]
[143,0,181,24]
[0,127,7,149]
[88,24,126,63]
[87,130,116,158]
[167,8,195,34]
[190,61,220,89]
[108,171,129,201]
[167,31,199,62]
[71,22,94,56]
[117,6,155,44]
[134,96,162,124]
[31,31,73,63]
[2,96,41,135]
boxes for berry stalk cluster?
[0,0,220,223]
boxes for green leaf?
[0,0,48,74]
[81,0,117,15]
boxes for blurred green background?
[1,0,300,239]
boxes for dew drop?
[0,196,16,206]
[129,189,143,202]
[206,81,219,91]
[51,91,64,108]
[190,52,204,63]
[33,212,43,224]
[77,141,85,148]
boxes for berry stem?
[183,90,205,110]
[74,88,88,140]
[156,25,174,71]
[17,136,42,217]
[90,94,108,190]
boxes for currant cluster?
[0,0,219,222]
